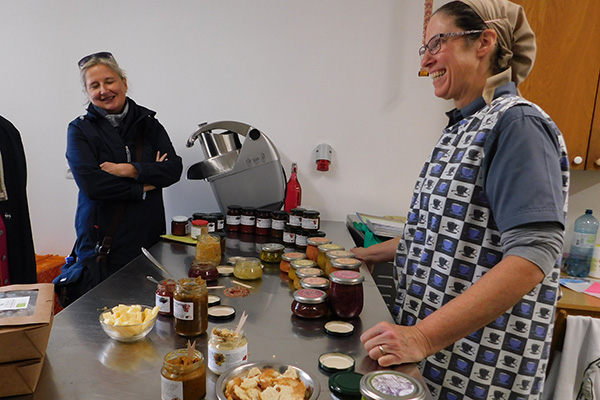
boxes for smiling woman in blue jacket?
[58,52,182,302]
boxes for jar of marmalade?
[291,289,328,319]
[161,348,206,400]
[233,257,263,280]
[280,252,305,273]
[301,210,320,231]
[289,259,317,281]
[270,211,288,238]
[174,277,208,336]
[156,278,177,316]
[317,243,345,270]
[329,270,364,319]
[240,207,257,234]
[255,209,272,236]
[190,219,209,239]
[306,237,331,262]
[289,207,305,227]
[226,205,242,232]
[195,233,222,265]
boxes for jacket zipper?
[125,146,131,163]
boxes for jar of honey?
[195,233,222,265]
[317,243,345,270]
[174,277,208,336]
[325,251,358,276]
[161,348,206,400]
[156,278,177,316]
[233,257,263,280]
[289,259,317,281]
[226,205,242,232]
[306,237,331,262]
[280,252,305,273]
[291,289,328,319]
[260,243,285,263]
[329,270,364,319]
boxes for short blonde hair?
[79,54,127,91]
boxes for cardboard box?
[0,283,54,397]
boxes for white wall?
[1,1,598,255]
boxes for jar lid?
[242,206,257,212]
[324,320,355,336]
[307,237,331,246]
[282,252,306,262]
[257,208,272,215]
[227,256,245,265]
[209,212,224,218]
[296,267,324,279]
[272,210,289,218]
[191,219,208,226]
[331,258,362,269]
[329,371,363,399]
[192,212,207,219]
[290,259,317,270]
[293,288,327,304]
[319,352,355,373]
[208,305,236,321]
[261,243,285,252]
[217,265,234,276]
[318,243,344,252]
[208,294,221,307]
[327,250,355,259]
[236,257,261,266]
[300,276,329,290]
[290,207,306,214]
[172,215,189,223]
[359,371,427,400]
[227,205,242,210]
[303,210,320,217]
[204,215,218,222]
[330,270,364,285]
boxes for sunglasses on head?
[77,51,114,69]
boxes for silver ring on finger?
[378,345,386,356]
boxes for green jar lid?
[329,371,363,399]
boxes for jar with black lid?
[192,212,207,221]
[204,215,218,233]
[255,209,272,236]
[209,212,224,231]
[240,207,256,234]
[295,228,308,250]
[226,205,242,232]
[283,224,296,245]
[270,210,288,238]
[289,207,305,227]
[301,210,320,231]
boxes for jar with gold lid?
[300,276,330,292]
[317,243,345,270]
[289,259,317,281]
[325,251,358,276]
[280,252,305,273]
[294,267,324,290]
[306,237,331,262]
[174,277,208,336]
[161,348,206,400]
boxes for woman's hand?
[100,161,138,178]
[360,321,432,367]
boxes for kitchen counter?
[10,221,430,399]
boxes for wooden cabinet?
[511,1,600,170]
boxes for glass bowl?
[99,305,158,342]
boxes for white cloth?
[553,315,600,399]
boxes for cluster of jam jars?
[171,212,225,238]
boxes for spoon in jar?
[146,275,160,285]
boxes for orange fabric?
[36,254,65,314]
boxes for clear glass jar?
[207,325,248,375]
[326,252,358,276]
[294,267,324,290]
[300,276,330,292]
[240,207,256,234]
[195,233,222,265]
[289,207,305,227]
[329,270,364,319]
[189,260,219,282]
[171,215,189,236]
[301,210,320,231]
[289,259,317,281]
[161,348,206,400]
[317,243,345,270]
[233,257,263,280]
[260,243,285,263]
[270,210,288,238]
[156,278,177,316]
[306,237,331,262]
[226,205,242,232]
[190,219,209,239]
[174,277,208,336]
[280,252,305,273]
[291,289,328,319]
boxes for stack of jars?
[226,205,289,238]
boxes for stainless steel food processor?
[186,121,286,213]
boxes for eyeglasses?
[77,51,114,69]
[418,30,484,57]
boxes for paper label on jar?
[217,220,224,230]
[208,343,248,374]
[272,220,285,230]
[173,300,194,320]
[296,233,308,246]
[283,231,296,243]
[241,215,255,225]
[301,218,319,230]
[155,294,171,314]
[161,376,183,400]
[227,215,241,225]
[256,218,271,228]
[289,215,302,226]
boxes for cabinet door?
[511,0,600,170]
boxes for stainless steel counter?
[11,221,428,399]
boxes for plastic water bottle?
[565,209,599,277]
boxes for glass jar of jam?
[270,210,288,238]
[317,243,345,270]
[306,237,331,262]
[233,257,263,280]
[255,209,272,236]
[280,252,305,273]
[192,212,207,221]
[226,205,242,232]
[156,278,177,316]
[360,371,427,400]
[283,224,296,245]
[260,243,285,263]
[189,260,219,282]
[171,216,189,236]
[207,325,249,375]
[300,276,330,292]
[174,277,208,336]
[289,207,305,227]
[295,228,308,250]
[161,348,206,400]
[328,256,361,277]
[204,214,218,233]
[329,270,364,319]
[190,219,209,239]
[301,210,320,231]
[294,267,324,290]
[210,212,225,231]
[291,289,328,319]
[289,259,317,281]
[195,233,222,265]
[326,250,357,276]
[240,207,256,234]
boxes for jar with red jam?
[270,211,288,238]
[329,270,364,319]
[255,209,272,236]
[306,237,331,262]
[210,212,225,232]
[189,260,219,282]
[280,252,305,273]
[156,278,177,316]
[295,228,308,250]
[301,210,320,231]
[171,216,189,236]
[328,257,361,276]
[283,224,296,245]
[204,214,218,233]
[291,289,328,319]
[289,207,305,227]
[226,205,242,232]
[240,207,256,234]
